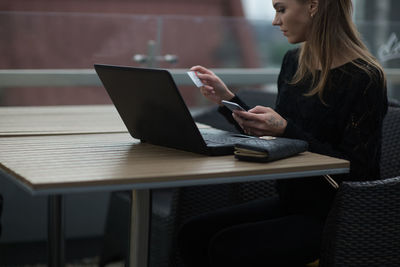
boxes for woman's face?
[272,0,313,44]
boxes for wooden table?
[0,105,350,267]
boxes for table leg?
[48,195,65,267]
[129,189,150,267]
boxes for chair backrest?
[381,106,400,179]
[320,176,400,267]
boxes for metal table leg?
[48,195,65,267]
[129,189,150,267]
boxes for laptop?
[94,64,253,156]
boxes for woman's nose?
[272,14,280,26]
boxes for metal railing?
[1,68,400,88]
[0,68,280,88]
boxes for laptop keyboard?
[200,130,253,145]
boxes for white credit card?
[187,71,204,87]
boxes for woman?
[178,0,388,266]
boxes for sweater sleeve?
[218,50,295,134]
[217,96,250,134]
[282,77,388,181]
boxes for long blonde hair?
[292,0,386,101]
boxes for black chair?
[380,105,400,179]
[388,98,400,108]
[320,176,400,267]
[318,102,400,266]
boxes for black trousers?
[177,196,324,267]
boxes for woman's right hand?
[190,65,235,105]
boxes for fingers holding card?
[187,71,204,87]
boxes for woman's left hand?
[232,106,287,137]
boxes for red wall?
[0,0,244,17]
[0,0,260,106]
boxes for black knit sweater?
[219,49,388,216]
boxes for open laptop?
[94,64,253,156]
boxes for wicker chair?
[388,98,400,108]
[320,176,400,267]
[380,105,400,179]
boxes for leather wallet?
[234,137,308,162]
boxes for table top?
[0,105,349,195]
[0,105,126,136]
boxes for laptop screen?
[94,64,209,154]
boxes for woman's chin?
[286,37,304,44]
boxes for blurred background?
[1,0,399,107]
[0,0,399,266]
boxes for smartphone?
[221,100,246,112]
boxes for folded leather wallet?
[234,137,308,162]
